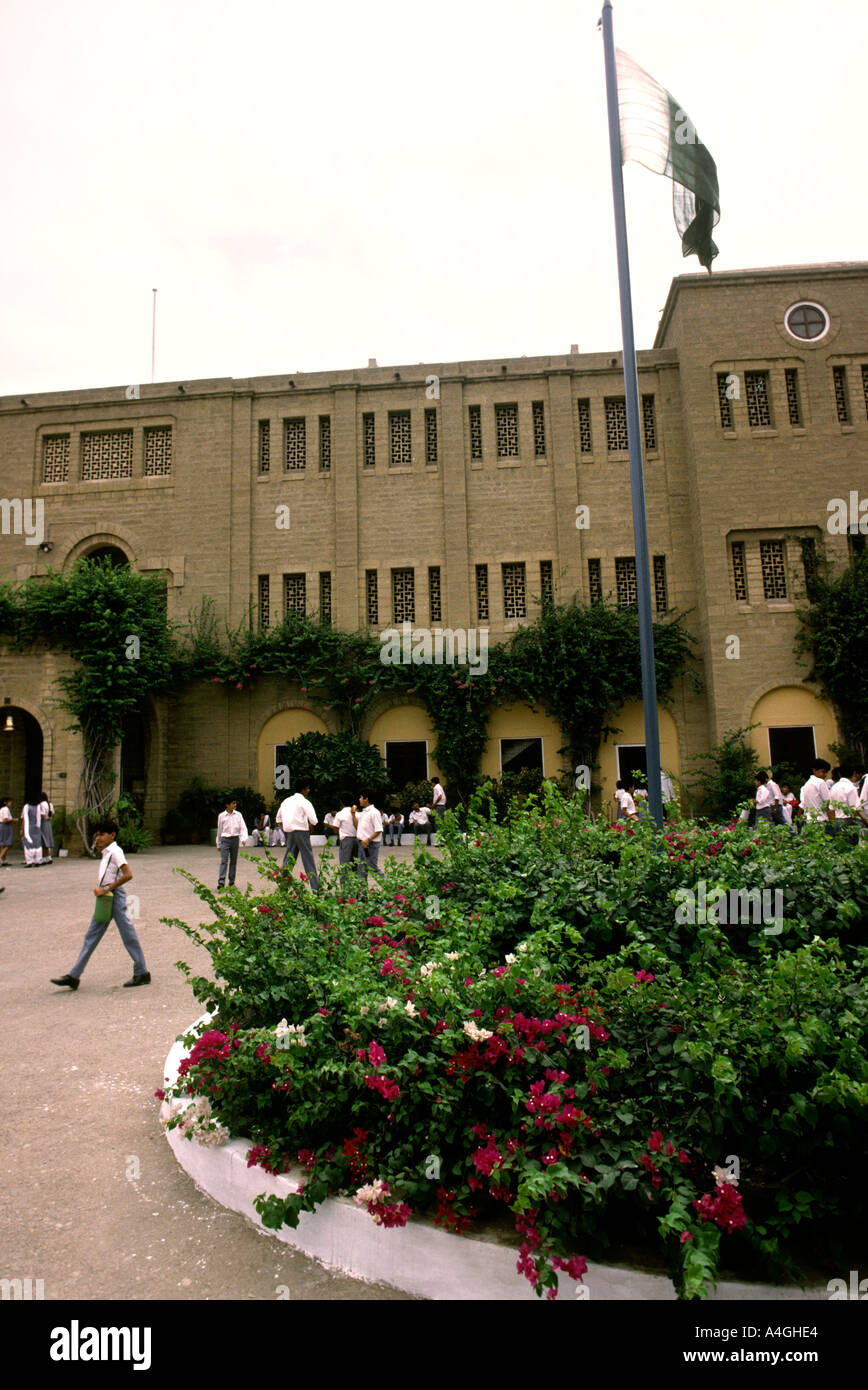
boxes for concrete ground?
[0,840,431,1302]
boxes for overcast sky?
[1,0,865,396]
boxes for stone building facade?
[0,262,865,830]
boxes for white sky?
[1,0,865,396]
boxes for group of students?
[214,778,448,891]
[753,760,868,840]
[0,793,56,868]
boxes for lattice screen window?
[475,564,489,621]
[258,575,270,630]
[502,562,527,619]
[283,572,306,617]
[392,567,415,623]
[540,560,553,605]
[745,371,771,428]
[784,369,802,426]
[605,398,629,451]
[363,413,376,468]
[615,556,637,609]
[731,541,748,601]
[389,411,412,467]
[428,566,442,623]
[284,418,306,471]
[833,366,850,424]
[469,405,483,460]
[576,399,593,453]
[642,395,657,452]
[81,430,133,480]
[319,416,331,472]
[42,434,70,483]
[365,569,379,626]
[258,420,270,474]
[653,554,668,612]
[425,408,438,464]
[319,571,332,623]
[588,558,602,605]
[760,540,788,599]
[532,401,546,457]
[495,403,519,458]
[144,425,172,476]
[862,365,868,420]
[717,373,734,429]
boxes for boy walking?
[276,782,319,892]
[217,796,248,889]
[50,819,149,990]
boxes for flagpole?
[600,0,664,830]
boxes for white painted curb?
[161,1021,828,1301]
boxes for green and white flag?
[615,48,720,270]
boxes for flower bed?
[159,787,868,1300]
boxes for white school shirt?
[780,797,797,826]
[828,778,860,819]
[97,841,128,888]
[431,783,446,808]
[799,775,831,822]
[334,806,357,840]
[614,789,627,814]
[0,806,11,824]
[356,805,383,841]
[392,813,404,829]
[755,784,775,811]
[766,779,784,806]
[276,793,317,833]
[859,776,868,810]
[217,810,248,846]
[409,808,431,827]
[619,793,637,819]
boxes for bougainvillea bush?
[160,787,868,1299]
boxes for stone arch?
[62,526,143,570]
[256,706,331,800]
[598,704,684,809]
[745,685,838,773]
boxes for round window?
[784,302,829,341]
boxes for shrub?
[161,785,868,1299]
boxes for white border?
[161,1020,829,1301]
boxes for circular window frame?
[784,301,830,343]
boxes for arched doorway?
[0,707,44,807]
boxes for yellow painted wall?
[480,704,566,779]
[748,687,838,767]
[256,709,329,798]
[367,705,441,779]
[599,705,682,810]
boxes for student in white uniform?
[334,799,359,871]
[619,781,639,823]
[0,797,13,866]
[799,760,832,829]
[276,783,319,892]
[356,791,384,883]
[51,818,149,990]
[754,772,775,824]
[764,772,785,826]
[216,797,248,889]
[827,765,868,844]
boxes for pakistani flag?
[615,48,720,270]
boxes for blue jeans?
[218,835,239,887]
[70,888,147,978]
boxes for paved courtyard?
[0,841,432,1302]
